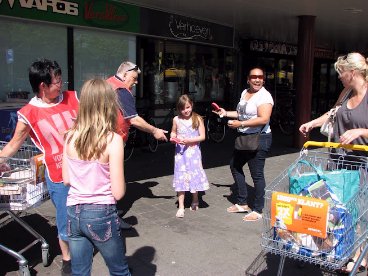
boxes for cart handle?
[303,141,368,151]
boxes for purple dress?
[173,117,209,192]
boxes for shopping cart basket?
[261,141,368,276]
[0,141,50,276]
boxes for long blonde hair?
[67,78,120,160]
[176,94,202,129]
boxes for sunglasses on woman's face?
[249,75,264,80]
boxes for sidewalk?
[0,130,362,275]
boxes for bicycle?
[205,110,227,143]
[124,109,159,161]
[271,103,295,135]
[185,91,227,144]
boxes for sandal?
[190,202,199,211]
[339,258,366,274]
[243,211,262,222]
[176,208,185,218]
[226,204,251,213]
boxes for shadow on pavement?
[124,127,309,183]
[245,250,341,276]
[117,181,174,215]
[127,246,157,276]
[0,213,59,275]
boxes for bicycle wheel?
[278,110,294,135]
[146,118,158,152]
[124,129,136,161]
[206,115,226,143]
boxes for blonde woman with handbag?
[299,52,368,273]
[299,52,368,148]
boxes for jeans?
[67,204,131,276]
[230,132,272,213]
[45,171,69,241]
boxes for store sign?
[0,0,139,32]
[169,15,212,41]
[250,39,297,55]
[83,1,130,28]
[140,8,233,47]
[1,0,79,15]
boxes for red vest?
[106,76,130,142]
[18,91,79,182]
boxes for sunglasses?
[126,65,139,72]
[249,75,264,80]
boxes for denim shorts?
[67,204,131,276]
[45,171,69,241]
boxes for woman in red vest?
[0,59,79,276]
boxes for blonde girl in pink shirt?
[62,79,130,276]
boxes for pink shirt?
[65,156,116,206]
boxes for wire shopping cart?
[261,141,368,276]
[0,141,50,276]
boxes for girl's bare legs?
[176,192,185,218]
[190,192,199,211]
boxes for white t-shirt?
[237,87,274,134]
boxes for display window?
[0,18,67,102]
[73,28,136,94]
[141,38,235,107]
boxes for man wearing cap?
[107,61,168,229]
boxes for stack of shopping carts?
[0,141,50,275]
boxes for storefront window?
[0,18,67,102]
[141,38,234,108]
[73,28,136,93]
[188,45,224,102]
[276,59,294,91]
[163,41,187,104]
[142,39,164,105]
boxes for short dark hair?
[29,59,61,94]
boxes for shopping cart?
[0,141,50,276]
[261,141,368,276]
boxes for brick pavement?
[0,130,365,276]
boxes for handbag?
[234,132,260,151]
[288,160,360,204]
[320,89,351,141]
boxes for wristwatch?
[240,121,245,128]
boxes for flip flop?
[190,202,199,211]
[176,208,185,218]
[243,211,262,222]
[227,204,251,213]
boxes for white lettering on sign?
[169,15,212,41]
[2,0,78,16]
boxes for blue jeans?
[67,204,131,276]
[45,171,69,241]
[230,133,272,213]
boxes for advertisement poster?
[271,192,329,238]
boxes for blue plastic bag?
[288,160,360,204]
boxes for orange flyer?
[271,192,329,238]
[32,154,45,184]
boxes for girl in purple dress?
[170,95,209,218]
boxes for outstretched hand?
[213,107,226,118]
[153,128,168,141]
[299,122,314,137]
